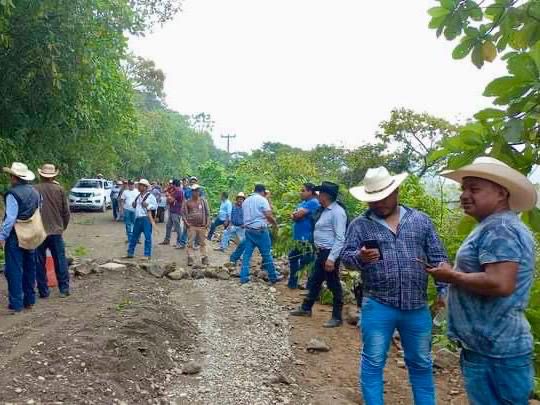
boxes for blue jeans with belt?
[128,216,152,257]
[36,234,70,296]
[360,297,435,405]
[4,232,36,311]
[460,349,534,405]
[240,228,278,283]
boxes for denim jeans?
[4,233,36,311]
[36,234,70,296]
[460,349,534,405]
[360,298,434,405]
[230,238,246,263]
[220,225,245,250]
[112,198,119,220]
[301,249,342,319]
[207,217,225,240]
[124,209,136,241]
[165,212,182,245]
[287,242,314,288]
[240,228,278,283]
[128,216,152,257]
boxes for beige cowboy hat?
[441,156,538,212]
[136,179,151,187]
[350,167,408,202]
[237,192,246,198]
[191,184,201,190]
[38,163,59,178]
[3,162,36,181]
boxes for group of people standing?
[0,162,71,314]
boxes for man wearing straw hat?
[341,167,448,405]
[34,164,71,298]
[126,179,157,260]
[0,162,40,313]
[426,157,537,405]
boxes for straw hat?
[350,167,408,203]
[191,184,201,191]
[441,156,538,212]
[137,179,151,187]
[3,162,35,181]
[237,192,246,199]
[37,163,59,178]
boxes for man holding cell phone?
[341,166,448,405]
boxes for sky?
[129,0,507,153]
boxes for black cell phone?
[363,240,383,260]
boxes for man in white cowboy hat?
[425,157,537,405]
[216,191,246,252]
[34,164,71,298]
[0,162,40,313]
[341,166,448,405]
[126,179,157,260]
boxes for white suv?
[69,178,112,212]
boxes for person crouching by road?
[126,179,157,260]
[290,181,347,327]
[182,184,210,267]
[0,163,40,313]
[34,164,71,298]
[426,157,537,405]
[340,167,448,405]
[217,192,246,252]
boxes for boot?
[187,256,194,267]
[323,318,343,328]
[289,306,312,317]
[159,240,170,245]
[201,256,209,266]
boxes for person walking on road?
[111,180,122,221]
[217,192,246,252]
[126,179,157,259]
[426,157,537,405]
[341,167,448,405]
[34,164,71,298]
[287,183,320,289]
[160,179,184,248]
[0,162,41,313]
[207,192,232,241]
[182,184,210,267]
[120,180,139,243]
[290,181,346,328]
[239,184,282,284]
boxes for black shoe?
[59,291,71,298]
[159,241,170,245]
[39,292,49,299]
[289,307,312,317]
[323,318,343,328]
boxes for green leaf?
[482,41,497,62]
[483,76,525,97]
[510,30,529,50]
[471,44,484,68]
[444,14,462,40]
[474,108,506,120]
[466,1,482,21]
[452,39,474,59]
[529,42,540,72]
[440,0,455,10]
[507,53,539,82]
[503,118,524,143]
[485,4,503,21]
[428,6,450,18]
[429,15,447,29]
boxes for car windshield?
[75,180,101,189]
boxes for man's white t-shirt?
[121,189,140,211]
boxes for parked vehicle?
[69,178,112,212]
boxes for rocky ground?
[0,211,474,404]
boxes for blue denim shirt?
[448,211,535,358]
[341,206,448,310]
[230,204,244,226]
[218,199,233,221]
[0,194,18,241]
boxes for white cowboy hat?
[136,179,151,187]
[441,156,538,212]
[37,163,59,178]
[350,167,408,202]
[237,192,246,198]
[3,162,35,181]
[191,184,201,190]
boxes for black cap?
[314,181,339,199]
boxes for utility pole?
[221,133,236,154]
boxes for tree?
[377,108,458,177]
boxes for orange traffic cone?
[45,250,58,288]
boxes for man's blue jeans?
[4,233,36,311]
[207,217,225,240]
[230,238,246,263]
[240,228,278,283]
[360,298,435,405]
[460,349,534,405]
[36,234,70,296]
[112,198,119,220]
[165,212,182,245]
[124,209,135,241]
[220,225,245,250]
[128,216,152,257]
[287,242,314,289]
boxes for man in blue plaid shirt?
[342,167,448,405]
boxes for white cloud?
[130,0,507,152]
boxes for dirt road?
[0,211,468,404]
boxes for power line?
[221,134,236,154]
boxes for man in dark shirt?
[159,179,184,248]
[34,164,71,298]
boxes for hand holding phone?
[359,240,382,263]
[414,258,435,269]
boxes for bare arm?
[292,208,308,221]
[264,210,277,227]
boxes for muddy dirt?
[0,211,471,404]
